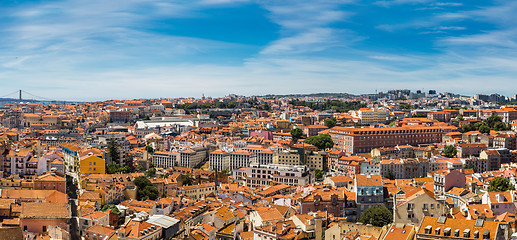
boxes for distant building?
[330,126,456,154]
[354,174,383,216]
[244,163,313,188]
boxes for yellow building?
[79,155,105,175]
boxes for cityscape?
[1,90,517,240]
[2,0,517,240]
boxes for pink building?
[20,202,70,234]
[433,169,466,195]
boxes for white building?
[209,150,230,171]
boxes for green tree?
[290,128,303,140]
[146,167,156,178]
[107,139,120,164]
[412,113,428,118]
[358,205,393,227]
[106,164,121,174]
[488,177,515,192]
[133,176,159,200]
[141,186,159,200]
[304,134,334,150]
[314,169,324,180]
[324,117,337,128]
[101,204,121,215]
[399,104,414,109]
[145,146,154,154]
[182,173,194,186]
[463,163,477,173]
[383,170,395,180]
[442,145,457,158]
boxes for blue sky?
[0,0,516,101]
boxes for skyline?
[1,0,517,101]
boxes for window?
[42,226,47,232]
[24,226,27,231]
[94,162,96,165]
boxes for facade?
[109,110,131,122]
[482,191,516,216]
[3,149,35,177]
[371,145,415,159]
[330,125,456,154]
[244,163,313,188]
[355,108,389,125]
[354,174,383,216]
[229,150,255,171]
[394,188,447,225]
[303,125,328,137]
[176,182,216,200]
[118,220,162,240]
[209,150,230,171]
[478,108,517,123]
[79,155,106,175]
[20,202,71,235]
[416,216,505,240]
[257,149,276,165]
[427,111,451,122]
[33,171,66,193]
[299,189,347,217]
[433,169,466,196]
[152,151,179,169]
[380,158,423,179]
[61,143,81,172]
[180,147,206,168]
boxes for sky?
[0,0,516,101]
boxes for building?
[61,143,81,172]
[257,149,276,165]
[33,171,66,193]
[330,125,456,154]
[117,220,162,240]
[152,151,179,169]
[354,174,383,215]
[371,145,415,159]
[456,143,487,158]
[176,182,216,199]
[244,163,313,188]
[427,112,451,122]
[380,158,423,179]
[299,188,347,217]
[416,216,505,240]
[3,148,34,176]
[20,202,71,235]
[229,150,255,171]
[209,150,230,171]
[180,147,207,169]
[433,169,466,196]
[355,108,389,125]
[482,191,516,216]
[478,108,517,123]
[109,110,131,122]
[79,155,106,175]
[480,150,503,171]
[394,188,448,225]
[304,125,328,137]
[79,211,109,233]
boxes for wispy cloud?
[257,0,358,55]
